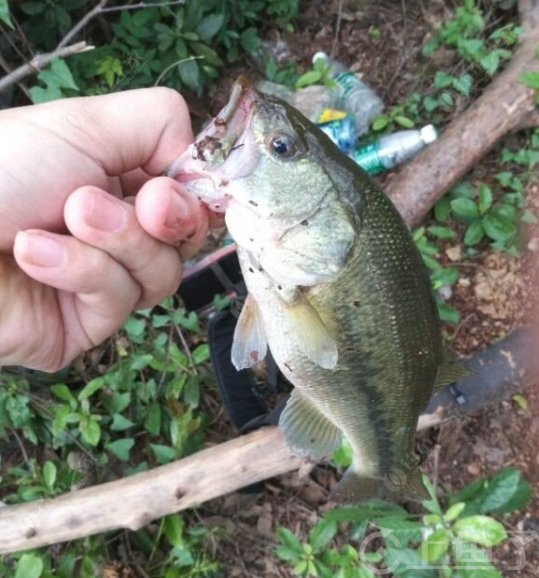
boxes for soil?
[183,1,539,576]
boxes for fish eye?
[269,133,297,159]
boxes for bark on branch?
[0,324,535,554]
[386,25,539,227]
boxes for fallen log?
[386,11,539,227]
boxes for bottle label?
[352,143,385,174]
[335,72,362,96]
[317,108,347,123]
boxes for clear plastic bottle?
[312,51,384,136]
[353,125,438,174]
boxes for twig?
[0,42,94,94]
[330,0,344,58]
[0,52,31,98]
[57,0,186,50]
[9,427,29,465]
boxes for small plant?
[275,468,532,578]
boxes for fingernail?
[16,232,66,267]
[165,192,192,231]
[86,193,126,232]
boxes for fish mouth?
[167,76,259,213]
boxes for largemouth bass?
[169,78,462,503]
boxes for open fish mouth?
[167,76,260,213]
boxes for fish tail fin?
[330,463,429,505]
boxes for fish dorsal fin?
[284,296,338,370]
[434,350,472,392]
[231,294,268,370]
[279,389,342,460]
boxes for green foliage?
[0,297,219,576]
[29,57,79,103]
[275,470,531,577]
[8,0,299,99]
[0,0,13,28]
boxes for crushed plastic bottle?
[312,52,384,136]
[353,125,438,174]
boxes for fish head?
[168,76,345,242]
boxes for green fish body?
[169,78,452,503]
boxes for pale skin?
[0,88,212,372]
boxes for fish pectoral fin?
[285,297,338,370]
[433,350,472,392]
[330,465,429,505]
[231,294,268,370]
[279,389,342,460]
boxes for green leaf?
[464,220,485,246]
[150,443,177,464]
[42,461,57,490]
[430,267,459,289]
[453,515,506,546]
[164,514,184,547]
[427,225,455,239]
[196,13,224,40]
[277,527,303,552]
[482,211,516,241]
[451,538,502,578]
[14,554,44,578]
[478,184,493,214]
[184,376,200,408]
[450,198,480,221]
[144,402,161,435]
[376,516,423,542]
[111,413,135,432]
[274,546,301,561]
[295,69,322,89]
[20,2,46,16]
[421,475,443,515]
[78,377,105,401]
[512,393,528,409]
[309,519,337,550]
[437,302,460,323]
[325,503,407,522]
[519,70,539,89]
[38,58,78,91]
[178,58,200,91]
[421,528,451,562]
[384,547,438,577]
[192,343,210,364]
[51,383,77,405]
[445,502,466,521]
[52,405,70,436]
[475,467,531,514]
[434,197,451,222]
[372,116,389,130]
[394,115,414,128]
[107,438,135,461]
[81,418,101,446]
[0,0,13,28]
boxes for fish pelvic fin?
[231,294,268,370]
[433,349,472,392]
[283,295,338,370]
[330,464,429,505]
[279,389,342,460]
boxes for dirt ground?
[182,1,539,576]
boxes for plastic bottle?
[312,51,384,136]
[317,113,358,155]
[352,125,438,174]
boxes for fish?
[168,77,465,503]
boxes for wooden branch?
[0,42,93,94]
[386,28,539,228]
[1,321,535,554]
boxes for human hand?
[0,88,208,371]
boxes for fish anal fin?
[279,389,342,460]
[231,294,267,370]
[330,464,429,505]
[434,350,473,392]
[285,298,338,370]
